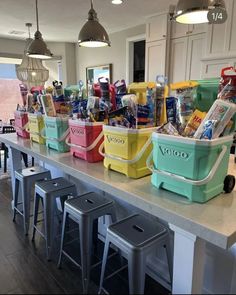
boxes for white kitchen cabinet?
[171,22,207,39]
[145,39,167,81]
[169,37,188,83]
[146,13,168,42]
[202,57,236,79]
[169,33,206,83]
[206,0,236,58]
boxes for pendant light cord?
[36,0,39,31]
[91,0,93,9]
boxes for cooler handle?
[146,145,227,186]
[45,128,70,142]
[98,136,152,165]
[66,131,103,152]
[221,67,236,76]
[15,122,29,131]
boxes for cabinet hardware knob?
[163,35,166,37]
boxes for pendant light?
[174,0,226,24]
[78,0,111,48]
[27,0,53,59]
[16,23,49,88]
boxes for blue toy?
[200,120,217,140]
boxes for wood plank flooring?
[0,162,169,294]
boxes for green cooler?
[147,133,234,203]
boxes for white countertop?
[1,133,236,249]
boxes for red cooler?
[14,111,29,138]
[67,119,104,163]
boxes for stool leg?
[57,210,68,268]
[44,196,55,261]
[32,192,41,241]
[128,253,146,295]
[98,238,110,294]
[13,178,20,222]
[165,239,173,285]
[79,217,93,294]
[22,180,31,235]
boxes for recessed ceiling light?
[111,0,123,5]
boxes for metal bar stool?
[13,166,51,235]
[32,177,77,261]
[99,214,173,295]
[57,192,117,294]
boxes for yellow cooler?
[99,125,155,178]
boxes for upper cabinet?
[145,13,170,80]
[146,13,168,42]
[206,0,236,58]
[171,22,207,39]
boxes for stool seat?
[99,214,173,295]
[65,192,114,214]
[109,214,167,248]
[15,166,49,180]
[35,177,76,195]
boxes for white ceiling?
[0,0,177,43]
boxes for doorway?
[126,34,146,84]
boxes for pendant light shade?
[16,23,49,88]
[78,0,111,48]
[174,0,226,24]
[27,0,53,59]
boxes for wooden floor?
[0,161,169,294]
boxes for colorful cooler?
[147,133,234,203]
[14,111,29,138]
[67,119,104,163]
[193,78,220,112]
[44,116,70,152]
[100,126,155,179]
[28,113,45,144]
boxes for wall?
[0,38,77,86]
[76,24,145,84]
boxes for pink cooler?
[14,111,29,138]
[67,119,104,163]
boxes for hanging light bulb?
[78,0,111,48]
[174,0,226,24]
[16,23,49,88]
[27,0,53,59]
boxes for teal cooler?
[193,78,220,112]
[44,116,70,152]
[148,133,233,203]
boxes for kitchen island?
[0,133,236,294]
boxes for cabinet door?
[146,14,168,42]
[206,0,235,57]
[145,40,167,81]
[186,33,206,80]
[169,37,188,83]
[171,22,189,38]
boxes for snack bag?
[166,97,177,124]
[146,87,155,126]
[108,106,136,128]
[176,87,196,130]
[194,100,236,139]
[40,94,56,117]
[156,122,180,136]
[114,80,127,109]
[183,110,206,137]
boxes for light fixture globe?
[78,0,111,48]
[16,24,49,88]
[27,30,53,59]
[174,0,226,24]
